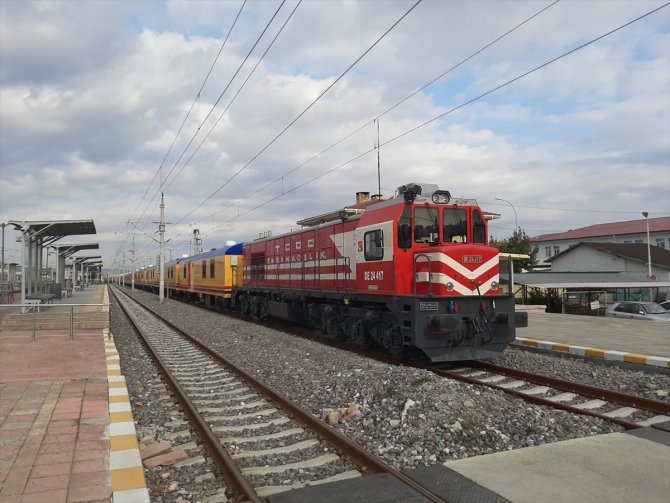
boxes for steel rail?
[433,366,662,431]
[110,288,261,503]
[472,361,670,416]
[111,286,448,503]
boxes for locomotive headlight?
[431,190,451,204]
[490,281,499,291]
[446,282,454,291]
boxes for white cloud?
[0,0,668,267]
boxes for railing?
[413,253,432,298]
[0,303,111,341]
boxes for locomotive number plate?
[419,301,439,311]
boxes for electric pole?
[159,193,166,301]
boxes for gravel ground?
[490,348,670,403]
[113,287,670,480]
[110,289,230,503]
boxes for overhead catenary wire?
[187,1,669,245]
[182,0,562,226]
[168,0,424,228]
[163,0,304,194]
[122,0,248,245]
[131,0,550,256]
[158,0,290,193]
[380,2,670,148]
[131,0,290,239]
[131,0,544,256]
[116,1,248,265]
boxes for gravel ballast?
[111,286,670,500]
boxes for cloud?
[0,0,668,267]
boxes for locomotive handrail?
[336,256,351,292]
[413,253,432,298]
[344,256,351,291]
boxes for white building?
[531,216,670,267]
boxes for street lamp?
[642,212,652,278]
[495,197,518,232]
[1,222,7,283]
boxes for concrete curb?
[513,337,670,368]
[103,286,150,502]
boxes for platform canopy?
[55,243,100,258]
[8,219,96,246]
[7,220,98,306]
[74,255,101,263]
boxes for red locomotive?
[235,182,527,362]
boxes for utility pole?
[642,212,652,278]
[192,228,201,256]
[1,222,7,283]
[131,235,136,291]
[159,193,166,301]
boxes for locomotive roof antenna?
[375,118,382,199]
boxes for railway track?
[110,286,448,502]
[435,362,670,430]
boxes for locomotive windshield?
[414,207,439,243]
[396,205,488,249]
[443,208,468,243]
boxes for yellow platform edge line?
[623,353,648,365]
[106,327,148,494]
[111,434,140,451]
[110,411,135,423]
[111,466,147,492]
[513,338,667,368]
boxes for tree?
[491,227,539,272]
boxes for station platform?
[0,285,148,503]
[269,423,670,503]
[515,312,670,368]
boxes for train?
[127,182,527,362]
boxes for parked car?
[606,302,670,322]
[659,300,670,311]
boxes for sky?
[1,0,668,272]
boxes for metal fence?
[561,291,607,316]
[0,303,111,341]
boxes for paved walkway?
[0,379,110,502]
[516,312,670,367]
[0,285,130,503]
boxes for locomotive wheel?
[258,299,269,319]
[239,295,250,316]
[349,319,372,348]
[385,327,405,359]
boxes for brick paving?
[0,379,111,503]
[0,286,113,503]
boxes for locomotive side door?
[354,220,395,295]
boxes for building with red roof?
[531,216,670,266]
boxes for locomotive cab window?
[202,260,207,279]
[398,206,412,250]
[414,207,439,243]
[364,230,384,261]
[443,208,468,243]
[472,209,486,244]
